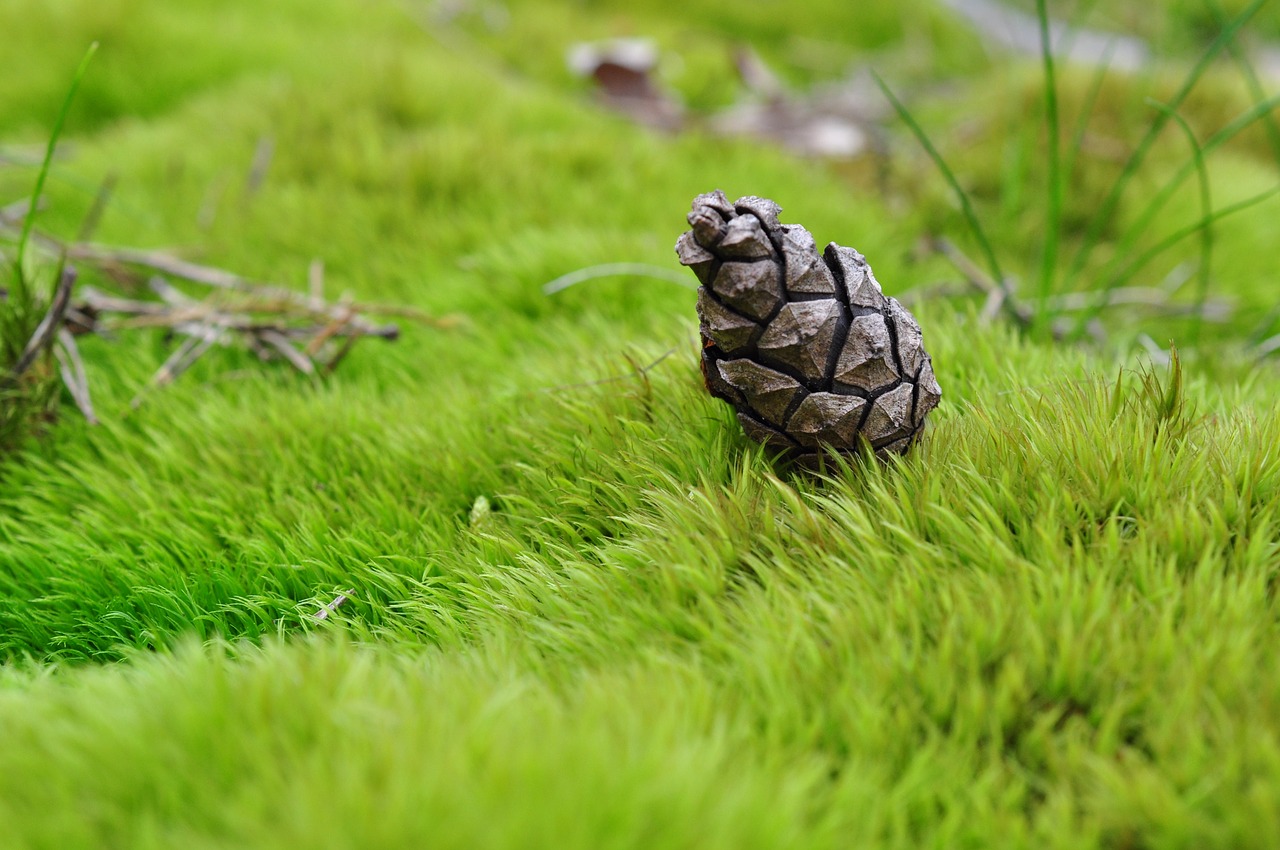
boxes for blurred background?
[3,0,1280,426]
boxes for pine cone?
[677,190,941,461]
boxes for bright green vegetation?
[0,255,60,455]
[2,0,1280,846]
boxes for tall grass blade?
[871,70,1007,289]
[13,42,98,284]
[542,263,696,296]
[1054,0,1106,59]
[1034,0,1063,338]
[1079,183,1279,328]
[1144,101,1212,346]
[1204,0,1280,167]
[1063,40,1116,185]
[1089,91,1280,297]
[1246,301,1280,347]
[1061,0,1265,289]
[3,42,98,459]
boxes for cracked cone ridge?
[678,190,941,461]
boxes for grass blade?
[1205,0,1280,168]
[1084,183,1278,326]
[1034,0,1063,337]
[1061,0,1266,289]
[542,263,696,296]
[872,70,1006,289]
[1144,101,1212,346]
[14,42,98,283]
[1063,39,1116,185]
[1246,300,1280,347]
[1089,90,1280,298]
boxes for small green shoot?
[1139,344,1193,441]
[1,42,97,458]
[12,41,97,279]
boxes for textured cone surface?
[680,190,942,459]
[757,300,843,384]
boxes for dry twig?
[5,266,77,385]
[928,236,1032,327]
[313,590,354,622]
[53,327,97,424]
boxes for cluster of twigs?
[1,210,458,418]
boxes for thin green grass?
[1062,42,1115,184]
[1143,101,1212,345]
[1034,0,1063,336]
[1059,0,1265,286]
[3,330,1280,846]
[1,42,96,458]
[882,0,1277,344]
[871,71,1007,287]
[1206,0,1280,167]
[1099,183,1280,304]
[1087,91,1280,298]
[12,44,96,275]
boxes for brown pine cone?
[676,190,941,461]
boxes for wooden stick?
[66,243,452,327]
[321,331,362,376]
[5,266,77,384]
[76,286,401,339]
[304,305,355,357]
[53,327,98,424]
[308,258,325,310]
[130,323,226,408]
[148,275,197,306]
[69,244,264,292]
[313,590,354,622]
[257,330,316,375]
[930,236,1033,327]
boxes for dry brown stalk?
[928,236,1032,327]
[53,327,97,424]
[313,590,354,622]
[5,266,77,385]
[129,323,228,409]
[258,330,315,375]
